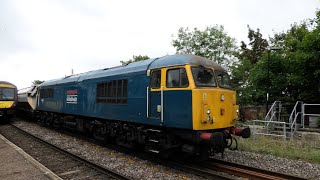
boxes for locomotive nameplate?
[66,90,78,104]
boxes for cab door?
[163,67,192,129]
[148,69,162,124]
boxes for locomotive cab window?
[166,68,189,88]
[216,71,231,88]
[191,67,216,87]
[150,70,161,89]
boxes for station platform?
[0,134,61,180]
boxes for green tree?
[270,15,320,103]
[230,26,269,105]
[172,25,238,69]
[32,80,44,86]
[239,26,269,64]
[120,55,150,65]
[240,10,320,105]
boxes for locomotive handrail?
[147,86,149,118]
[37,91,40,106]
[161,86,164,123]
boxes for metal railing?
[265,101,281,121]
[253,120,286,140]
[264,101,281,132]
[288,101,302,126]
[288,102,320,135]
[303,103,320,129]
[288,101,303,139]
[290,112,302,139]
[254,101,320,140]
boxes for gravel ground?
[11,120,320,180]
[11,120,207,180]
[213,147,320,179]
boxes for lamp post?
[266,46,281,115]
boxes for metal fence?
[253,120,286,140]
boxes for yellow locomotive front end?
[192,88,239,130]
[187,64,250,140]
[0,81,17,120]
[183,64,249,158]
[190,66,239,130]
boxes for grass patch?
[237,136,320,164]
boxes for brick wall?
[240,106,266,121]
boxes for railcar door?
[148,69,162,124]
[163,67,192,129]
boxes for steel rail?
[161,160,233,180]
[11,119,307,180]
[11,119,234,180]
[10,123,131,180]
[206,159,307,180]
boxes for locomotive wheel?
[92,126,106,142]
[199,144,209,161]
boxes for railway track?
[9,119,308,180]
[0,124,131,180]
[166,158,307,180]
[9,119,237,180]
[204,159,307,180]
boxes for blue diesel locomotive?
[30,54,249,157]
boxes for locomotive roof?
[40,54,224,87]
[0,81,17,88]
[148,54,223,70]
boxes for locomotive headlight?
[221,94,225,101]
[207,109,212,123]
[236,109,240,120]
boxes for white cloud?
[0,0,319,88]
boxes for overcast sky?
[0,0,319,89]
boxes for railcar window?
[150,70,161,88]
[40,88,54,98]
[166,68,189,88]
[96,79,128,104]
[216,71,231,88]
[191,67,216,87]
[0,88,15,100]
